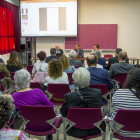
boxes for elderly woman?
[60,67,106,138]
[12,69,54,138]
[111,68,140,138]
[7,51,22,73]
[32,51,48,77]
[0,94,38,140]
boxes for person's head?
[48,59,63,79]
[72,67,90,88]
[124,68,140,99]
[60,55,70,70]
[115,48,122,56]
[14,69,30,89]
[69,50,76,59]
[7,51,18,66]
[50,48,56,55]
[94,44,99,51]
[75,44,80,51]
[94,50,101,58]
[0,95,15,129]
[118,51,127,61]
[37,51,46,61]
[55,45,60,50]
[86,54,98,67]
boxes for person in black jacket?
[55,45,64,57]
[106,48,129,70]
[60,67,106,138]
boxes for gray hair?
[14,69,30,89]
[69,50,76,58]
[95,50,101,58]
[72,67,90,88]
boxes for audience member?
[7,51,22,73]
[69,50,83,67]
[0,94,38,140]
[60,68,105,137]
[106,48,129,70]
[55,45,63,57]
[109,51,134,79]
[32,51,48,77]
[87,55,114,90]
[111,68,140,137]
[95,50,106,68]
[0,58,4,63]
[45,48,59,63]
[12,69,54,140]
[91,44,102,54]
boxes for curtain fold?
[0,0,20,55]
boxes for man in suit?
[69,50,83,66]
[109,51,134,79]
[0,58,4,63]
[55,44,63,57]
[74,44,84,58]
[45,48,59,63]
[106,48,129,70]
[87,54,114,90]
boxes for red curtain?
[0,0,20,55]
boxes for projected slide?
[20,0,77,37]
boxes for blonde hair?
[7,51,18,66]
[60,55,70,70]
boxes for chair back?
[114,109,140,131]
[89,84,109,97]
[104,54,113,58]
[11,72,15,81]
[27,65,34,75]
[30,82,41,89]
[48,83,71,99]
[0,72,5,79]
[67,108,103,130]
[114,73,127,86]
[75,66,81,69]
[0,83,5,92]
[21,105,55,128]
[33,72,48,83]
[67,73,73,85]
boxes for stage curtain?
[0,0,20,55]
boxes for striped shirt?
[111,89,140,138]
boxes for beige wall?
[36,0,140,59]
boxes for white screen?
[20,0,77,37]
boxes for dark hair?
[116,48,122,54]
[118,51,127,61]
[124,68,140,99]
[86,54,98,66]
[94,44,99,49]
[7,51,18,66]
[37,51,46,61]
[76,44,80,47]
[50,48,56,55]
[0,95,15,129]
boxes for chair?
[109,109,140,140]
[11,72,15,81]
[63,108,107,140]
[33,72,48,83]
[20,105,62,140]
[67,73,73,85]
[114,73,127,88]
[30,82,41,89]
[75,66,81,69]
[104,54,113,58]
[27,65,34,75]
[48,83,71,106]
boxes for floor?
[24,106,120,140]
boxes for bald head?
[55,45,60,50]
[118,51,127,61]
[86,54,98,67]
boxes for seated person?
[55,44,64,57]
[106,48,129,70]
[95,50,106,69]
[74,44,84,58]
[91,44,102,54]
[12,69,54,140]
[0,94,38,140]
[60,67,106,137]
[45,48,59,63]
[0,58,4,63]
[109,51,134,79]
[32,51,48,77]
[111,68,140,138]
[7,51,22,73]
[69,50,83,67]
[87,54,114,91]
